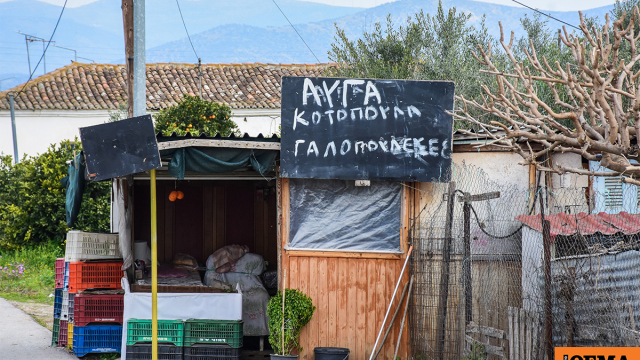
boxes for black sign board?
[280,77,455,182]
[79,115,161,181]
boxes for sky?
[0,0,619,11]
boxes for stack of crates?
[183,319,243,360]
[65,231,123,357]
[126,319,185,360]
[51,258,65,348]
[124,319,243,360]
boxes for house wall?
[452,151,531,190]
[279,178,412,360]
[0,109,281,158]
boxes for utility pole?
[9,93,19,163]
[198,58,202,99]
[122,0,134,118]
[124,1,155,359]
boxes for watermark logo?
[555,347,640,360]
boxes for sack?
[173,253,198,270]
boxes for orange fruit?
[177,191,184,200]
[169,191,178,202]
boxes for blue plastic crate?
[53,289,63,319]
[63,262,69,291]
[72,324,122,357]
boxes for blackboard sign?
[80,115,161,181]
[280,77,455,182]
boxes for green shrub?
[0,140,110,250]
[267,288,316,355]
[153,95,238,136]
[0,241,63,302]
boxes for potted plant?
[267,288,316,359]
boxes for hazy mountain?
[0,0,615,91]
[146,0,613,64]
[0,0,363,89]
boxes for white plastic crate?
[61,291,70,321]
[64,231,121,262]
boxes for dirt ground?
[9,300,54,331]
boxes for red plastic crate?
[68,261,123,293]
[55,258,65,289]
[74,294,124,327]
[58,320,68,347]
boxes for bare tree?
[451,8,640,185]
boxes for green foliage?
[462,342,487,360]
[267,288,316,355]
[153,95,238,136]
[0,140,110,250]
[107,102,128,122]
[0,241,63,302]
[328,1,503,128]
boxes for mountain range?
[0,0,614,91]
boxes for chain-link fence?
[408,163,640,360]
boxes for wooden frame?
[279,178,411,266]
[157,139,280,151]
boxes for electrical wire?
[11,0,68,98]
[270,0,320,63]
[511,0,580,30]
[175,0,199,59]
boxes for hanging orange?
[177,191,184,200]
[169,191,178,202]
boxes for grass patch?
[0,242,63,303]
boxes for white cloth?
[205,253,270,336]
[120,277,242,360]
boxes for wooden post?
[435,181,456,360]
[121,0,134,118]
[463,201,471,325]
[540,190,552,360]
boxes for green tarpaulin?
[61,152,86,228]
[160,147,277,180]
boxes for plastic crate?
[126,319,185,346]
[72,324,122,357]
[58,320,68,347]
[74,294,124,326]
[64,262,69,291]
[68,261,123,293]
[51,318,60,347]
[184,319,243,348]
[126,344,184,360]
[65,231,121,262]
[61,291,76,321]
[68,322,74,350]
[55,258,65,288]
[184,344,241,360]
[53,289,63,318]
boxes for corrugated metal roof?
[516,212,640,237]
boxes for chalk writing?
[280,77,455,182]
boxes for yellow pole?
[150,168,158,360]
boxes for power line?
[12,0,68,97]
[270,0,320,63]
[511,0,580,30]
[175,0,199,59]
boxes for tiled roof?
[0,62,331,111]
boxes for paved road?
[0,297,77,360]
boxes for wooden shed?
[118,133,415,360]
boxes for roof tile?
[0,62,332,110]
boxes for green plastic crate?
[184,319,243,348]
[126,319,185,346]
[51,318,60,347]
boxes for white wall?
[0,109,281,159]
[452,151,531,189]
